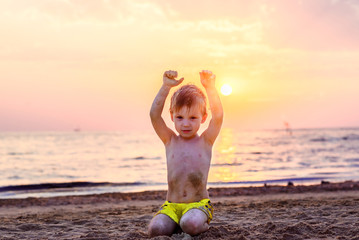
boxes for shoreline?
[1,180,358,208]
[1,181,359,239]
[0,176,336,198]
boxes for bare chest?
[166,137,211,179]
[168,137,208,161]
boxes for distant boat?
[74,128,81,132]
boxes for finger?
[170,71,177,79]
[174,77,184,82]
[165,70,171,78]
[178,77,184,83]
[205,70,210,77]
[168,71,175,79]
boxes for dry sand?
[1,181,359,239]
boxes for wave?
[342,134,359,141]
[310,137,328,142]
[0,177,329,195]
[235,151,274,155]
[1,177,328,193]
[208,177,328,186]
[310,134,359,142]
[0,181,146,193]
[123,156,161,161]
[250,151,274,155]
[345,158,359,163]
[0,177,334,199]
[7,151,36,156]
[211,163,243,167]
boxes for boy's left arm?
[200,70,223,145]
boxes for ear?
[201,113,208,123]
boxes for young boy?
[148,70,223,237]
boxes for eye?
[176,116,183,119]
[191,116,197,120]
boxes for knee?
[148,222,172,238]
[180,218,208,236]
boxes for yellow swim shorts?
[155,199,214,224]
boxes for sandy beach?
[1,181,359,239]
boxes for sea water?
[1,128,359,198]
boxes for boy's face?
[171,105,207,139]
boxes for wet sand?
[1,181,359,239]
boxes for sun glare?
[220,84,232,96]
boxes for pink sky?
[1,0,359,131]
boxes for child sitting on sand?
[148,70,223,237]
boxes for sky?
[1,0,359,131]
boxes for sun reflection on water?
[210,128,242,182]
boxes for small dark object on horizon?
[287,181,294,186]
[321,180,330,185]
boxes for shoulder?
[199,134,214,149]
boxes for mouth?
[182,130,191,134]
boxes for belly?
[167,171,209,203]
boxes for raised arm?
[150,70,184,145]
[200,70,223,145]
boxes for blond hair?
[170,84,207,116]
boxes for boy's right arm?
[150,70,184,145]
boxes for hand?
[199,70,216,89]
[163,70,184,87]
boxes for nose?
[182,119,190,127]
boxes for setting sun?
[220,84,233,96]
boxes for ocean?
[1,127,359,199]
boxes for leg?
[179,209,209,236]
[148,213,177,237]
